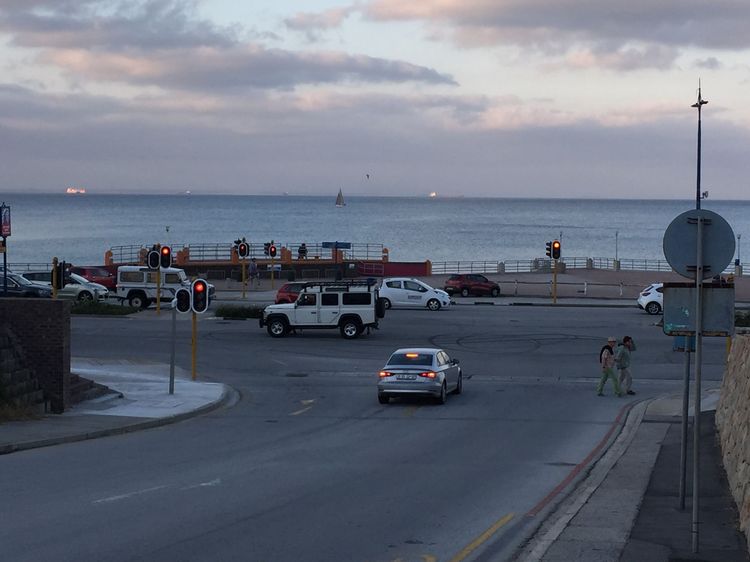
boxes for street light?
[738,234,742,263]
[615,231,619,261]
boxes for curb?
[0,384,236,456]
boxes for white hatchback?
[637,283,663,315]
[379,277,451,311]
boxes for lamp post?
[615,231,619,261]
[738,234,742,264]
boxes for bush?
[736,310,750,327]
[214,304,264,319]
[71,301,139,315]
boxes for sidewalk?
[0,359,229,455]
[515,391,749,562]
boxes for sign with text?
[0,204,10,237]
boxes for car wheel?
[267,318,288,337]
[340,320,361,339]
[78,291,93,302]
[436,382,447,405]
[378,393,390,405]
[382,298,392,310]
[460,288,470,297]
[645,301,662,315]
[452,372,463,395]
[128,292,148,309]
[490,287,500,298]
[426,298,441,311]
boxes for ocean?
[0,194,747,266]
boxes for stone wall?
[716,334,750,552]
[0,299,71,413]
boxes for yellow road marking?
[448,512,515,562]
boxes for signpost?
[1,202,10,297]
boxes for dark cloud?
[0,84,747,199]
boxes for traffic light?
[175,287,192,313]
[264,242,270,256]
[552,240,561,260]
[147,249,160,269]
[545,241,552,258]
[160,245,172,268]
[238,242,249,259]
[51,261,67,290]
[269,244,277,258]
[191,279,209,313]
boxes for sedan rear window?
[387,353,433,367]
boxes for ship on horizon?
[66,187,86,194]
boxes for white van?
[116,266,214,309]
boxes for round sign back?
[663,209,735,280]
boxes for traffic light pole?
[270,256,275,289]
[191,311,198,381]
[169,305,176,394]
[552,259,558,304]
[52,257,58,299]
[156,268,162,315]
[241,256,247,299]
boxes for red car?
[69,266,117,291]
[444,274,501,297]
[275,282,306,304]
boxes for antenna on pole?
[691,80,708,210]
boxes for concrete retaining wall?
[716,334,750,552]
[0,298,71,413]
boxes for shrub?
[71,301,139,315]
[736,310,750,327]
[214,304,264,319]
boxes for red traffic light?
[160,245,172,268]
[191,278,209,313]
[269,245,277,258]
[238,242,249,258]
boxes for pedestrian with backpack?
[616,336,637,395]
[597,336,623,397]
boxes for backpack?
[599,345,612,364]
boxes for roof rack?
[301,279,378,290]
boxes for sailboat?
[335,189,345,207]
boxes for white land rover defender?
[259,280,386,339]
[116,266,215,309]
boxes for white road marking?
[93,485,167,504]
[181,478,222,490]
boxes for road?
[0,305,729,562]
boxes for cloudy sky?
[0,0,749,198]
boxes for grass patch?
[736,310,750,327]
[71,301,139,315]
[0,403,40,422]
[214,304,264,319]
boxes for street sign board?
[663,209,735,279]
[1,204,10,237]
[322,241,351,249]
[662,282,735,336]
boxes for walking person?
[248,258,259,288]
[597,336,623,397]
[616,336,637,395]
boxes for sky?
[0,0,749,198]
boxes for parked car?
[379,277,451,311]
[0,273,52,298]
[275,282,306,304]
[116,265,214,309]
[377,348,462,404]
[69,266,116,291]
[17,270,108,301]
[637,283,663,315]
[444,274,501,297]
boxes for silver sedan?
[377,347,462,405]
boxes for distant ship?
[429,191,437,198]
[66,187,86,194]
[336,189,345,207]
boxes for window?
[342,292,371,305]
[321,293,338,306]
[299,294,316,306]
[387,353,433,367]
[385,281,401,289]
[404,281,426,292]
[164,273,182,284]
[120,271,143,283]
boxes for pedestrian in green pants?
[597,336,623,397]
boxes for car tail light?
[379,371,392,378]
[405,353,419,358]
[419,371,437,379]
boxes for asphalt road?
[1,305,729,562]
